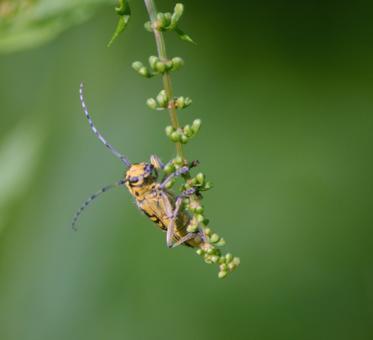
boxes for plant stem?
[144,0,184,160]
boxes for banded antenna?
[72,179,126,230]
[79,83,131,167]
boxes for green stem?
[144,0,184,160]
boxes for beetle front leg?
[160,160,199,189]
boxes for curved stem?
[144,0,184,160]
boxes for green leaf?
[175,27,196,45]
[107,0,131,47]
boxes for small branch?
[144,0,184,160]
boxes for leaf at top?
[175,27,196,45]
[107,0,131,47]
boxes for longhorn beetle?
[72,83,207,249]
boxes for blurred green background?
[0,0,372,339]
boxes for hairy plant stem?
[144,0,184,160]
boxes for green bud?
[202,218,210,226]
[183,124,193,137]
[157,13,167,28]
[191,119,201,133]
[139,67,150,77]
[195,172,205,184]
[156,90,168,107]
[144,21,152,32]
[216,238,226,247]
[203,181,212,190]
[163,162,175,174]
[155,61,166,73]
[184,97,192,107]
[165,125,174,137]
[173,156,183,166]
[131,61,143,72]
[164,12,172,27]
[149,55,159,69]
[171,57,184,70]
[164,60,174,70]
[187,224,198,233]
[171,3,184,26]
[225,253,233,262]
[218,271,228,279]
[196,249,204,256]
[210,233,220,243]
[180,134,188,144]
[233,257,240,266]
[204,227,211,236]
[196,214,204,223]
[175,96,185,109]
[146,98,157,109]
[170,131,181,142]
[195,205,204,214]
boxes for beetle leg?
[166,188,196,248]
[150,154,165,169]
[170,233,196,248]
[160,166,190,189]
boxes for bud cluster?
[132,56,184,78]
[165,119,201,144]
[144,3,184,32]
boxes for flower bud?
[170,131,181,142]
[216,238,226,247]
[149,56,159,69]
[164,162,175,174]
[184,97,192,107]
[131,61,143,72]
[146,98,157,109]
[180,134,188,144]
[210,233,220,243]
[204,227,211,236]
[195,172,205,184]
[156,13,167,29]
[164,12,172,26]
[173,156,183,166]
[144,21,152,32]
[191,119,201,133]
[187,224,198,233]
[156,90,168,107]
[139,67,150,77]
[225,253,233,262]
[175,96,185,109]
[196,249,204,256]
[171,3,184,26]
[165,125,174,137]
[155,61,166,73]
[171,57,184,70]
[183,124,193,137]
[218,271,228,279]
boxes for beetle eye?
[130,176,139,183]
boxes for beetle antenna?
[79,83,131,167]
[72,179,126,230]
